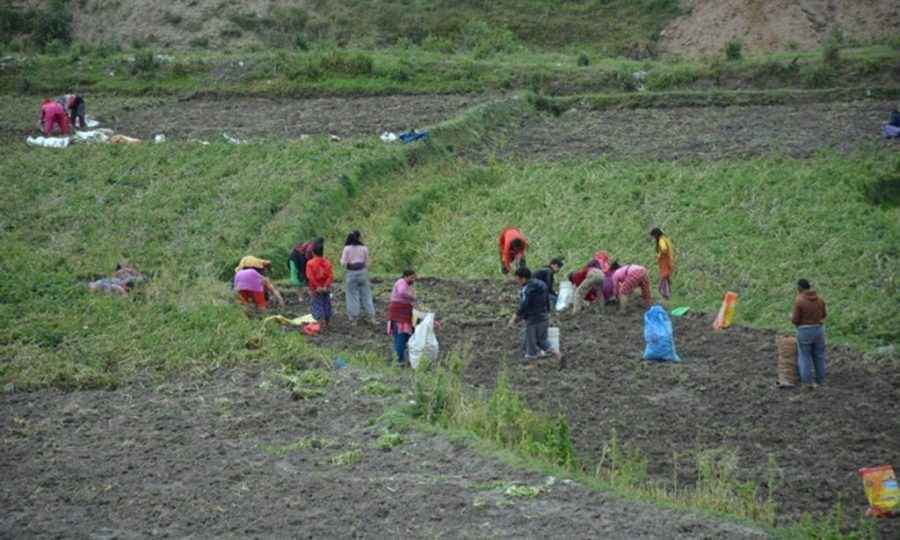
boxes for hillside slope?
[659,0,900,57]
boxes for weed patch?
[371,430,404,451]
[331,450,364,466]
[265,436,337,455]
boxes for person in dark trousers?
[508,267,562,370]
[791,278,827,387]
[533,258,564,303]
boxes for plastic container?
[548,327,560,352]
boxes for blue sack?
[398,130,428,143]
[643,305,680,362]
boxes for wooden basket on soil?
[776,334,799,385]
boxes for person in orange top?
[498,227,527,274]
[305,243,334,327]
[650,227,675,299]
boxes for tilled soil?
[296,277,900,536]
[493,100,899,162]
[0,364,768,539]
[119,94,494,141]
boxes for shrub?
[724,37,742,60]
[822,26,843,67]
[0,7,34,44]
[461,20,520,58]
[270,5,308,34]
[92,38,121,57]
[802,64,836,88]
[423,34,453,53]
[8,36,27,52]
[44,38,65,55]
[576,50,590,66]
[708,53,724,86]
[34,0,72,45]
[130,49,158,74]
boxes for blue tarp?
[399,130,429,143]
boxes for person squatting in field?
[386,269,420,365]
[55,93,87,129]
[570,251,612,313]
[508,267,563,370]
[233,256,284,317]
[609,261,652,312]
[498,227,527,275]
[341,230,376,325]
[306,243,334,328]
[650,227,675,300]
[287,236,323,301]
[39,98,68,136]
[533,257,564,304]
[791,278,827,387]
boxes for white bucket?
[556,281,574,311]
[548,326,560,352]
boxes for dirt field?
[493,99,899,162]
[1,363,768,539]
[18,94,892,161]
[117,94,493,142]
[291,277,899,537]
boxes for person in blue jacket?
[508,267,563,370]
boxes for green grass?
[333,151,900,350]
[1,96,896,395]
[1,41,897,97]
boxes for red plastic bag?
[303,323,321,335]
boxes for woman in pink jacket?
[39,98,68,135]
[386,269,420,365]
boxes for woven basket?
[776,335,799,385]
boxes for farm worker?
[570,251,612,312]
[609,262,652,312]
[508,267,562,370]
[883,109,900,138]
[287,236,323,299]
[791,278,827,387]
[39,98,68,136]
[533,258,564,303]
[498,227,527,274]
[305,242,334,328]
[570,266,604,313]
[233,257,284,317]
[650,227,675,299]
[386,269,419,365]
[55,93,87,129]
[340,230,376,325]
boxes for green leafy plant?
[371,430,403,450]
[725,37,742,60]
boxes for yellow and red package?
[859,465,900,517]
[713,291,738,330]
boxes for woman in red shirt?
[305,243,334,327]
